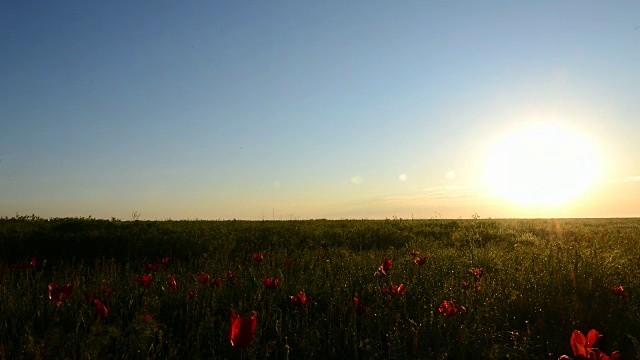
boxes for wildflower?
[84,292,111,320]
[468,268,484,282]
[188,289,197,299]
[93,298,109,320]
[374,258,392,276]
[101,285,112,295]
[168,275,177,290]
[290,291,311,307]
[410,250,420,257]
[157,256,169,265]
[195,272,210,284]
[48,283,73,306]
[438,300,466,317]
[141,314,153,321]
[226,271,239,280]
[381,283,406,297]
[610,285,628,299]
[462,281,471,290]
[283,258,292,266]
[571,329,601,358]
[414,256,427,266]
[382,258,392,271]
[252,253,264,262]
[559,329,621,360]
[28,257,38,267]
[11,257,38,270]
[229,310,257,349]
[263,277,279,290]
[210,277,222,287]
[134,274,152,287]
[353,297,366,316]
[84,292,108,319]
[145,263,158,272]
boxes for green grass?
[0,216,639,359]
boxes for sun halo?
[484,123,600,207]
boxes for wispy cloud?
[383,185,492,207]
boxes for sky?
[1,1,639,220]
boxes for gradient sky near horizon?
[1,1,639,220]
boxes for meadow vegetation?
[0,215,639,359]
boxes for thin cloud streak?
[383,185,493,207]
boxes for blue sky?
[1,1,639,219]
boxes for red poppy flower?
[290,291,311,307]
[83,292,109,320]
[12,257,38,270]
[381,283,406,297]
[188,289,197,299]
[414,256,427,266]
[48,283,73,306]
[229,310,257,349]
[610,285,628,299]
[283,258,292,266]
[210,277,222,287]
[196,273,210,284]
[462,281,471,290]
[570,329,601,358]
[353,297,366,316]
[410,250,420,257]
[226,271,239,280]
[468,268,484,282]
[437,300,466,317]
[101,285,112,295]
[145,263,158,272]
[375,258,393,276]
[382,258,392,271]
[142,313,153,321]
[252,253,264,262]
[157,256,169,265]
[134,274,152,287]
[263,277,279,290]
[168,275,177,290]
[565,329,621,360]
[93,298,109,320]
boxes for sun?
[484,122,600,207]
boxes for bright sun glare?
[485,123,600,207]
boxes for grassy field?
[0,216,639,359]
